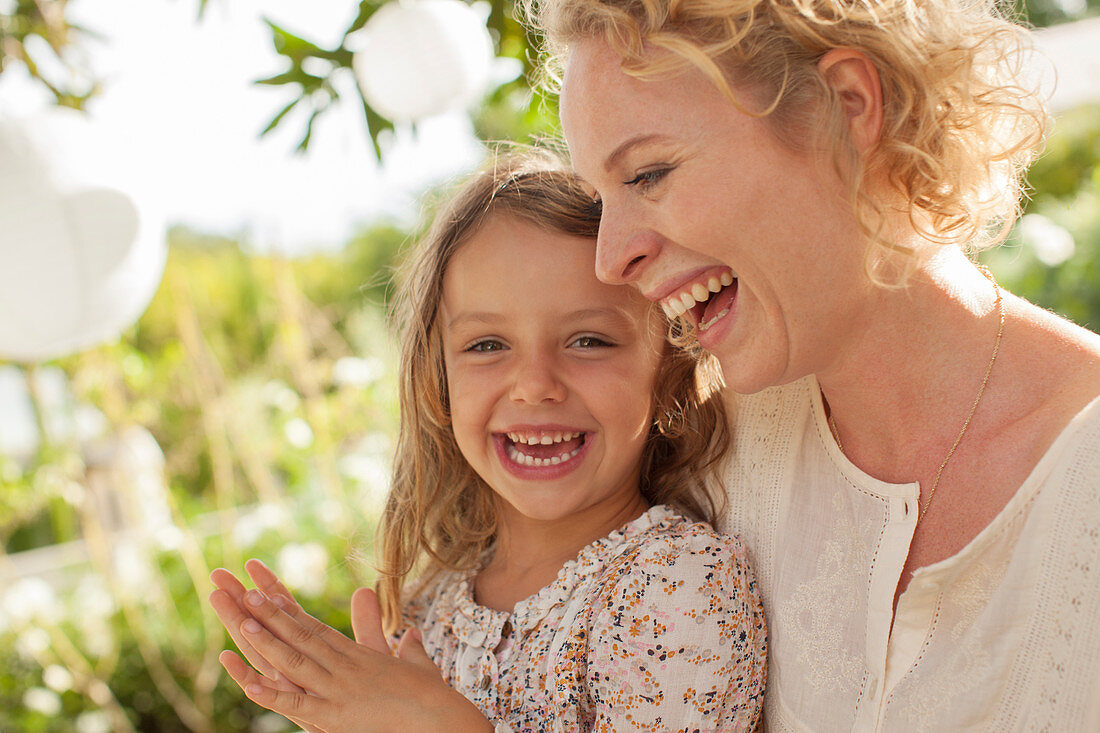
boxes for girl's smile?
[496,427,588,475]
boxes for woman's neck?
[816,249,1007,483]
[474,493,649,612]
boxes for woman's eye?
[466,339,505,353]
[624,168,670,189]
[571,335,613,349]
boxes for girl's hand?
[208,560,321,732]
[220,583,492,733]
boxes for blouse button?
[479,674,492,691]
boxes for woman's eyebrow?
[604,134,672,171]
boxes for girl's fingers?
[209,588,301,689]
[351,587,392,654]
[396,628,434,670]
[210,567,249,597]
[244,558,301,607]
[220,651,322,731]
[239,595,336,685]
[243,561,355,656]
[259,590,361,658]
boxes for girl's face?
[440,213,663,525]
[560,37,873,394]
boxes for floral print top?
[401,505,767,732]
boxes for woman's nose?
[595,204,659,285]
[509,354,567,405]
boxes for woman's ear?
[817,49,883,153]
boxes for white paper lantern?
[0,111,167,362]
[351,0,495,122]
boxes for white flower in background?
[76,711,112,733]
[16,627,50,659]
[111,539,155,601]
[43,664,74,692]
[276,542,329,597]
[43,660,74,691]
[3,576,62,626]
[283,417,314,449]
[252,711,295,733]
[233,503,290,548]
[23,686,62,715]
[317,499,345,528]
[340,432,393,508]
[1019,213,1076,266]
[332,356,386,388]
[261,380,301,413]
[74,574,117,622]
[154,524,185,551]
[78,618,115,658]
[341,452,391,508]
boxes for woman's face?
[560,37,871,394]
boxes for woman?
[537,0,1100,728]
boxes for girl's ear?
[817,49,883,154]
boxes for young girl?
[209,153,766,732]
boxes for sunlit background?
[0,0,1098,729]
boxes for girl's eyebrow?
[446,311,503,329]
[446,307,636,330]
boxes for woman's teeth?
[661,269,735,319]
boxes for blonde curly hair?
[524,0,1050,277]
[377,150,729,633]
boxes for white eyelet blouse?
[721,376,1100,731]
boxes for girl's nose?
[509,354,567,405]
[595,205,660,285]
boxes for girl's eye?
[571,335,613,349]
[624,168,670,189]
[466,339,506,353]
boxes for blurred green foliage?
[985,103,1100,331]
[1,223,404,731]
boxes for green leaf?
[357,94,394,159]
[296,106,326,153]
[263,17,326,63]
[255,70,305,87]
[345,0,386,37]
[260,97,301,136]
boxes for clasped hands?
[208,559,491,733]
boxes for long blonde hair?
[524,0,1050,279]
[377,151,729,633]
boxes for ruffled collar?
[437,504,680,650]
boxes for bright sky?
[0,1,1097,257]
[0,0,487,255]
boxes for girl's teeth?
[720,271,734,287]
[505,442,584,467]
[708,276,721,293]
[679,292,695,311]
[691,282,708,301]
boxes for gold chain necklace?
[827,267,1005,522]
